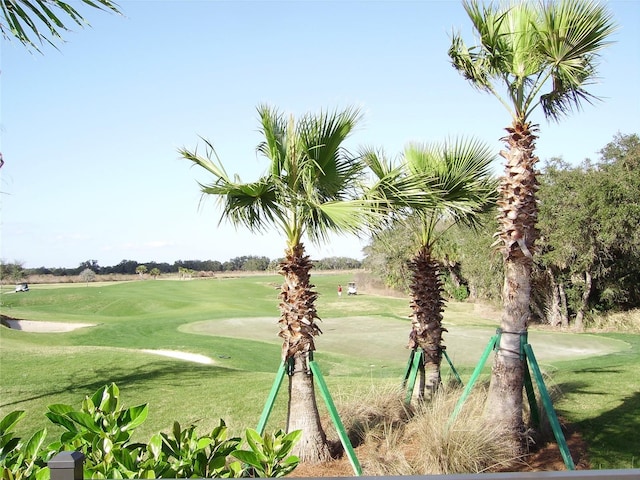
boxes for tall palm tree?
[363,138,497,400]
[180,105,370,463]
[449,0,616,441]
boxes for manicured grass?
[1,274,638,469]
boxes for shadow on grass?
[554,361,640,469]
[1,362,238,409]
[576,391,640,468]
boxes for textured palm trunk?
[407,245,446,400]
[278,243,331,463]
[487,122,539,448]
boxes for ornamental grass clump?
[335,384,521,475]
[406,388,520,474]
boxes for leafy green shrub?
[451,285,469,302]
[148,420,242,478]
[232,429,300,478]
[0,411,47,480]
[44,383,149,479]
[1,384,300,480]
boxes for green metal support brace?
[403,348,463,404]
[524,344,575,470]
[256,356,362,476]
[310,361,362,476]
[447,333,575,471]
[449,335,497,425]
[256,361,287,436]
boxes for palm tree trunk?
[488,122,540,449]
[486,259,529,439]
[407,245,446,399]
[287,353,330,462]
[278,243,331,463]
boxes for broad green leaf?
[23,429,46,460]
[0,412,24,434]
[66,412,102,434]
[119,404,148,432]
[230,450,260,468]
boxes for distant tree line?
[0,255,362,282]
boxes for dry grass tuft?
[587,309,640,333]
[333,384,412,449]
[333,384,522,475]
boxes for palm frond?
[180,138,283,234]
[1,0,120,51]
[298,106,364,201]
[256,104,289,178]
[402,136,498,243]
[360,146,448,221]
[537,0,618,121]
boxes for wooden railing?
[47,451,640,480]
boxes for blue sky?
[1,0,639,269]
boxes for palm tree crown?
[181,104,368,252]
[449,0,617,124]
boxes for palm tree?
[449,0,616,441]
[1,0,120,51]
[180,104,371,463]
[364,138,497,400]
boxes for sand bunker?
[3,319,95,332]
[141,349,213,364]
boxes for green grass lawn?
[1,274,638,469]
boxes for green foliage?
[232,429,301,478]
[449,285,469,302]
[45,383,149,479]
[150,420,241,478]
[1,384,300,480]
[0,411,47,480]
[180,105,371,250]
[0,0,121,52]
[537,133,640,322]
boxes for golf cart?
[15,283,29,292]
[347,282,357,295]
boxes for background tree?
[135,265,148,277]
[1,0,120,51]
[79,268,96,286]
[537,133,640,328]
[149,267,161,279]
[449,0,616,444]
[78,259,100,274]
[0,260,25,284]
[180,104,372,463]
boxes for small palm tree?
[364,138,497,400]
[180,104,370,463]
[449,0,616,440]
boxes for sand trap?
[141,349,213,364]
[3,319,95,333]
